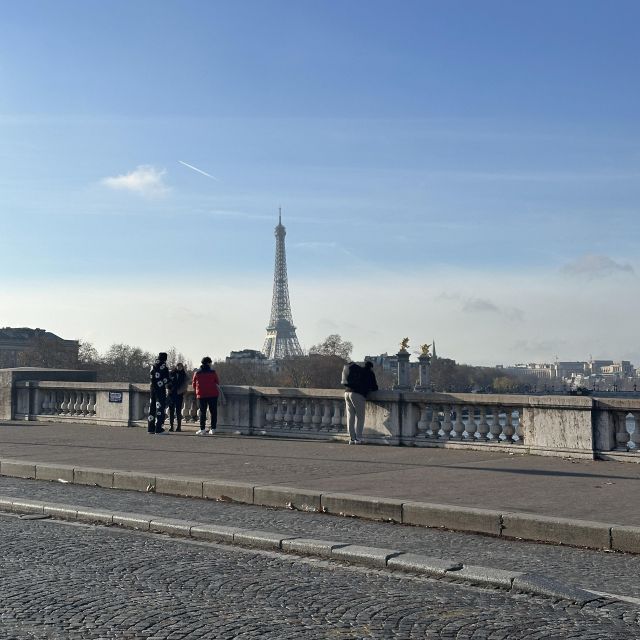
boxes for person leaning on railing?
[341,360,378,445]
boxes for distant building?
[554,361,587,379]
[365,353,419,372]
[0,327,79,368]
[500,363,554,379]
[226,349,269,365]
[501,358,637,382]
[598,361,634,377]
[586,360,614,375]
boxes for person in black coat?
[148,352,170,434]
[168,362,188,432]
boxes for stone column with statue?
[393,338,411,390]
[415,343,432,392]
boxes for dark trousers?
[168,394,184,428]
[199,397,218,429]
[148,388,167,433]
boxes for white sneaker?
[208,428,216,435]
[195,429,206,436]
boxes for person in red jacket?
[192,356,220,436]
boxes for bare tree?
[166,346,193,371]
[309,334,353,361]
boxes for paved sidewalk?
[1,422,640,526]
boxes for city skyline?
[0,1,638,365]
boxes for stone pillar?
[394,349,411,390]
[414,354,431,392]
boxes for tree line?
[18,332,537,392]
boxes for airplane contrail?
[178,160,220,181]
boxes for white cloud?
[561,254,635,280]
[438,293,524,322]
[101,165,169,198]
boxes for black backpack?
[345,364,363,388]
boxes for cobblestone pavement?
[1,513,639,639]
[1,476,640,602]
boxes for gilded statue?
[400,337,410,351]
[420,343,431,357]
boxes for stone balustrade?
[4,372,640,461]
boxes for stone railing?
[5,375,640,461]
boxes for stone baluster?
[188,395,198,424]
[73,392,82,416]
[143,396,150,422]
[74,392,83,416]
[312,401,323,430]
[79,392,88,417]
[429,405,441,439]
[331,401,342,432]
[180,394,189,424]
[450,405,465,440]
[416,404,429,436]
[283,398,293,425]
[264,399,275,425]
[441,405,453,440]
[477,406,490,441]
[302,401,313,430]
[293,399,305,428]
[464,407,477,441]
[53,391,61,415]
[630,412,640,451]
[64,391,73,416]
[514,409,524,443]
[273,399,284,424]
[89,392,97,416]
[489,407,502,442]
[53,391,62,415]
[321,400,332,430]
[616,412,631,451]
[502,408,515,443]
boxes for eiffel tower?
[262,209,303,360]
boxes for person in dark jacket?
[341,360,378,444]
[148,352,171,434]
[192,356,220,436]
[168,362,188,432]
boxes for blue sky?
[1,1,638,365]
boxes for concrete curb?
[0,495,600,605]
[1,457,639,554]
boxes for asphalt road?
[1,513,639,639]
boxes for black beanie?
[158,352,168,362]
